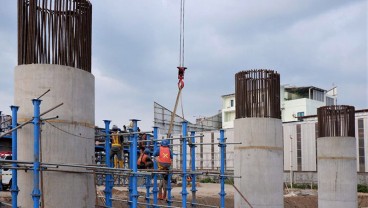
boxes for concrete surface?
[317,136,357,208]
[14,64,95,208]
[234,118,284,208]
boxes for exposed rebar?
[235,69,280,119]
[317,105,355,137]
[18,0,92,72]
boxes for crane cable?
[179,0,185,119]
[168,0,186,137]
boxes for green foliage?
[358,184,368,193]
[286,183,318,189]
[200,177,215,183]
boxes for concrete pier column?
[15,65,95,208]
[16,1,94,207]
[234,70,284,208]
[317,105,357,208]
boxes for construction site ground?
[1,183,368,207]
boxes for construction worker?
[153,139,173,200]
[137,148,153,169]
[110,125,123,167]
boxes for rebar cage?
[18,0,92,72]
[317,105,355,137]
[235,69,281,119]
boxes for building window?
[230,99,234,107]
[315,122,318,171]
[326,97,335,106]
[297,112,304,121]
[312,90,324,102]
[297,124,302,171]
[358,119,365,172]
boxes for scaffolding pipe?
[131,119,139,208]
[31,99,41,208]
[181,121,188,207]
[219,129,226,208]
[136,135,203,143]
[145,175,151,208]
[167,172,172,207]
[10,105,19,208]
[128,128,133,204]
[145,133,151,208]
[190,131,197,207]
[0,103,63,138]
[95,130,152,137]
[153,127,159,208]
[103,120,112,207]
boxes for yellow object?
[111,133,121,147]
[113,156,124,168]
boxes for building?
[170,110,368,181]
[221,85,337,129]
[153,102,221,136]
[0,113,12,152]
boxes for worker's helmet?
[112,125,119,131]
[144,148,151,155]
[161,139,169,147]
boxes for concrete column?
[234,118,284,208]
[15,64,95,208]
[318,137,357,208]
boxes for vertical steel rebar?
[235,70,280,119]
[317,105,355,138]
[18,0,92,72]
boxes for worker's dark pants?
[110,146,122,161]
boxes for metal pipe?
[191,142,241,145]
[36,89,50,100]
[95,130,152,137]
[135,135,203,143]
[152,127,159,208]
[10,105,19,208]
[145,133,151,208]
[219,129,226,208]
[128,128,133,204]
[181,121,188,207]
[190,131,197,207]
[167,172,172,207]
[145,174,151,208]
[31,99,41,208]
[131,119,139,208]
[0,102,63,138]
[103,120,112,207]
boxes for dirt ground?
[95,183,368,208]
[1,184,368,207]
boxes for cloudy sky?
[0,0,367,130]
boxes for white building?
[221,85,337,129]
[170,110,368,176]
